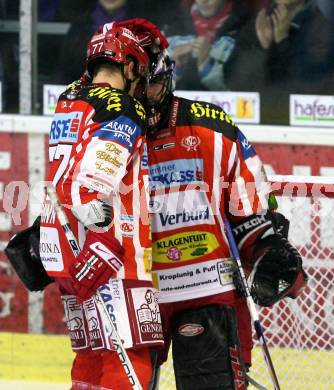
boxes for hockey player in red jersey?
[40,22,165,390]
[119,21,307,388]
[146,49,307,390]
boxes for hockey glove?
[269,210,290,238]
[249,236,308,306]
[69,230,124,302]
[232,213,308,306]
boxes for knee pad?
[171,305,247,390]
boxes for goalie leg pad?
[172,305,247,390]
[148,350,161,390]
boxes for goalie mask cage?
[159,175,334,390]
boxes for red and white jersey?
[147,97,270,303]
[40,82,152,281]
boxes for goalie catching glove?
[231,212,308,307]
[69,230,124,302]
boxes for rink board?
[0,118,334,389]
[0,332,333,390]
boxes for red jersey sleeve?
[226,129,270,222]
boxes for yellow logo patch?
[190,102,236,126]
[88,87,123,112]
[153,231,219,263]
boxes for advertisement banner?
[43,84,66,116]
[175,90,260,124]
[290,94,334,127]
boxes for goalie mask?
[146,50,176,110]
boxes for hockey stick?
[246,374,268,390]
[223,217,281,390]
[46,184,143,390]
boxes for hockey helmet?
[86,22,150,78]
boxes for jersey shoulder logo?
[94,116,142,151]
[49,112,83,145]
[87,86,123,113]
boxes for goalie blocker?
[231,212,308,307]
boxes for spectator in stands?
[38,0,95,110]
[54,0,142,83]
[38,0,62,22]
[257,0,334,89]
[227,0,334,123]
[0,0,19,19]
[0,1,19,112]
[166,0,248,90]
[316,0,334,21]
[38,0,92,22]
[0,37,18,112]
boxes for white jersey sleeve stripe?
[213,131,223,215]
[245,155,271,211]
[227,141,237,177]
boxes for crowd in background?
[1,0,334,123]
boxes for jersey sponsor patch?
[153,231,219,263]
[61,295,89,351]
[153,142,176,151]
[151,190,215,232]
[141,143,148,169]
[119,214,135,237]
[40,226,64,271]
[94,116,141,150]
[127,287,164,345]
[237,130,255,160]
[49,112,83,145]
[94,140,128,179]
[149,158,204,190]
[178,323,205,337]
[217,260,234,285]
[189,101,236,126]
[152,258,235,303]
